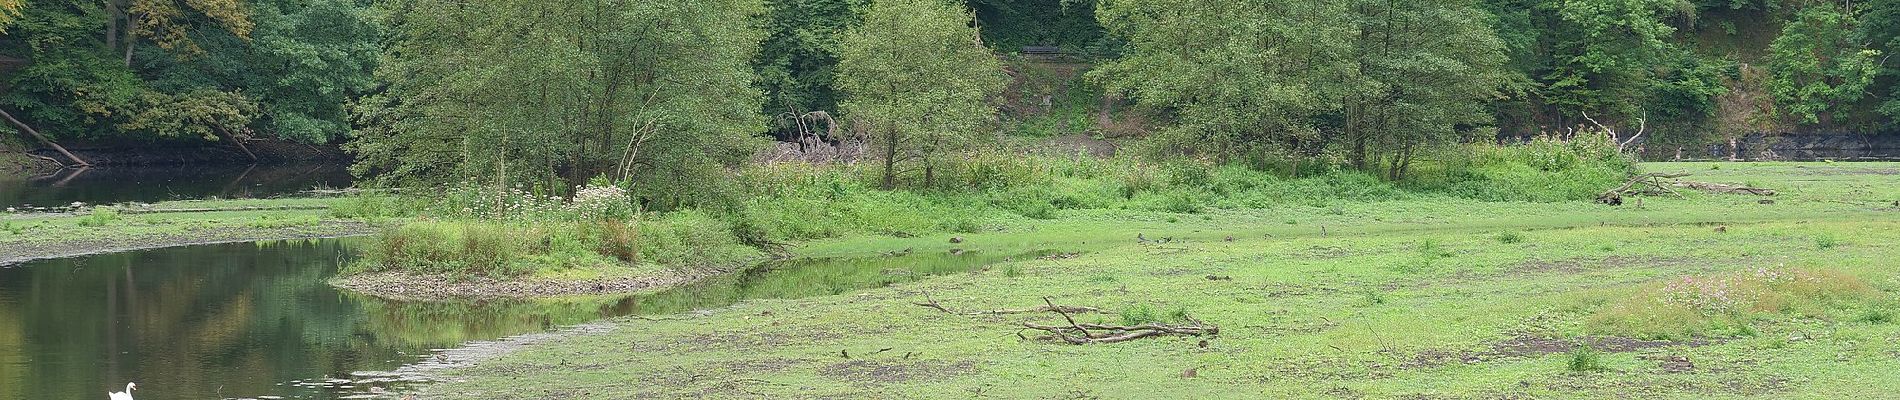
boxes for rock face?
[1659,133,1900,161]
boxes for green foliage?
[116,89,258,140]
[1408,136,1633,202]
[76,207,122,227]
[969,0,1109,53]
[1118,303,1158,325]
[1496,231,1527,244]
[1094,0,1353,163]
[1,0,373,144]
[1567,345,1609,372]
[755,0,868,130]
[835,0,1007,189]
[1767,2,1881,126]
[1096,0,1507,178]
[351,0,768,207]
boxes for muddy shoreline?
[329,262,753,301]
[0,220,378,266]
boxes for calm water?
[0,239,1046,400]
[0,164,352,208]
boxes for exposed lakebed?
[0,238,1053,399]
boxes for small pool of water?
[0,239,1050,399]
[0,164,352,208]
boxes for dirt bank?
[329,263,748,301]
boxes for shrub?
[1496,231,1526,244]
[1408,136,1634,202]
[1120,304,1160,325]
[77,207,121,227]
[1567,345,1609,372]
[569,184,636,221]
[1815,234,1839,249]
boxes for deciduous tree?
[835,0,1006,189]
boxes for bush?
[1567,345,1609,372]
[1495,231,1526,244]
[1408,136,1634,202]
[77,207,121,227]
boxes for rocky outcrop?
[1654,133,1900,161]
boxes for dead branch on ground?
[1598,172,1690,205]
[1020,297,1217,344]
[912,294,1100,315]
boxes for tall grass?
[1589,268,1883,339]
[357,138,1632,278]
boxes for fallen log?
[1598,172,1691,205]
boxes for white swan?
[108,382,136,400]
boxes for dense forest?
[1,0,1897,183]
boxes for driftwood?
[1599,172,1779,204]
[1597,172,1690,205]
[912,295,1100,315]
[2,108,90,166]
[1673,181,1776,196]
[1019,297,1217,345]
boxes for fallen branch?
[912,294,1100,315]
[1673,181,1775,196]
[1598,172,1691,205]
[1022,321,1219,344]
[21,152,65,168]
[2,108,90,166]
[1021,297,1217,345]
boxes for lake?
[0,239,1046,399]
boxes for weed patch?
[1590,268,1882,339]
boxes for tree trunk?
[123,32,136,67]
[215,126,258,162]
[106,1,121,51]
[1,108,90,166]
[881,127,897,190]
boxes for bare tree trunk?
[881,127,898,190]
[124,31,136,67]
[106,0,121,51]
[215,126,258,162]
[1,108,90,166]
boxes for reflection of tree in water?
[0,239,397,400]
[0,164,352,207]
[0,240,1053,399]
[345,250,1051,345]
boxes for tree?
[755,0,868,138]
[1858,0,1900,125]
[1092,0,1356,165]
[143,0,378,143]
[0,0,23,32]
[834,0,1006,189]
[1767,1,1880,126]
[1343,0,1509,178]
[350,0,767,207]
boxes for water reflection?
[0,239,1049,399]
[0,164,351,208]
